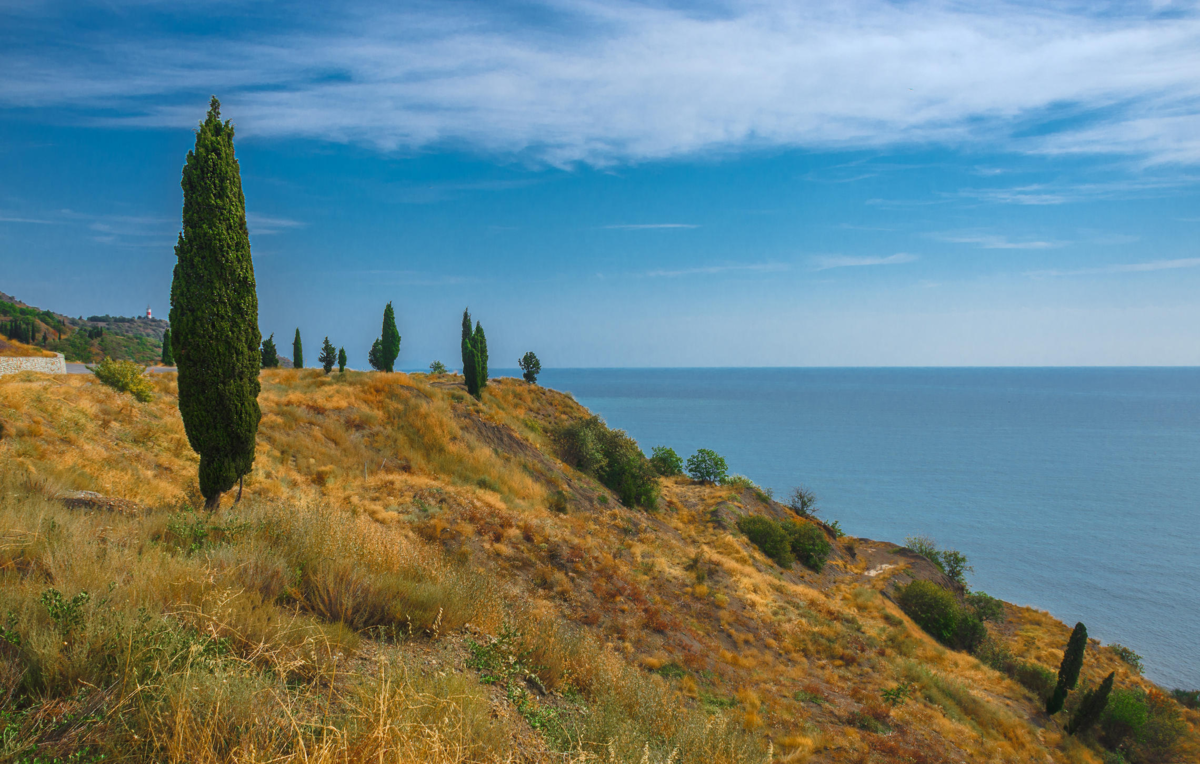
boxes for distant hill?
[0,290,167,364]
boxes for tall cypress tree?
[261,334,279,368]
[461,308,477,395]
[1066,672,1114,736]
[1047,622,1088,714]
[473,321,488,390]
[380,302,401,372]
[293,328,303,369]
[319,336,336,374]
[160,328,174,365]
[337,347,347,373]
[169,96,261,511]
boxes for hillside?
[0,369,1195,763]
[0,291,166,364]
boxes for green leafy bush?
[737,516,794,568]
[552,416,659,510]
[649,446,683,476]
[1109,644,1143,674]
[1012,661,1057,702]
[966,591,1005,622]
[781,519,831,572]
[721,474,755,489]
[686,448,728,484]
[904,535,972,586]
[896,580,961,645]
[1100,688,1149,750]
[90,357,154,402]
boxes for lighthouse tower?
[146,305,152,320]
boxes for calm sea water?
[529,368,1200,689]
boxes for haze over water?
[533,367,1200,689]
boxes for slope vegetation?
[0,369,1195,763]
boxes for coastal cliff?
[0,369,1195,763]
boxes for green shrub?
[552,416,659,510]
[966,591,1005,622]
[781,519,831,572]
[548,490,569,514]
[686,449,728,484]
[1099,688,1149,749]
[1109,644,1143,674]
[649,446,683,476]
[721,474,755,490]
[737,516,794,568]
[429,360,447,374]
[787,486,818,517]
[90,357,154,402]
[1171,689,1199,709]
[1012,661,1057,702]
[518,351,541,384]
[904,535,972,586]
[896,580,959,645]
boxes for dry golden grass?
[0,337,58,358]
[0,368,1194,763]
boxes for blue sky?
[1,0,1199,368]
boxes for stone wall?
[0,353,67,376]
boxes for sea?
[524,367,1200,690]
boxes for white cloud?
[245,213,306,236]
[1,1,1198,165]
[1026,257,1200,277]
[814,253,917,270]
[934,232,1062,249]
[604,223,699,230]
[643,262,787,277]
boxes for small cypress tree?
[1067,672,1114,735]
[293,328,303,369]
[260,334,279,368]
[518,351,541,384]
[1048,622,1089,714]
[160,328,174,365]
[473,321,488,390]
[380,302,401,372]
[461,308,477,395]
[338,347,347,373]
[319,336,336,374]
[169,96,261,510]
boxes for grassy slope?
[0,293,165,364]
[0,369,1195,763]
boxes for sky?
[1,0,1199,368]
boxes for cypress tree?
[368,339,383,370]
[319,336,336,374]
[1066,672,1114,735]
[461,308,477,395]
[169,96,261,511]
[473,321,488,390]
[260,334,279,368]
[293,328,303,369]
[1048,622,1088,714]
[380,302,401,372]
[338,347,347,373]
[161,329,174,365]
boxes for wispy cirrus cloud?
[643,262,786,278]
[604,223,699,230]
[814,253,917,270]
[2,1,1200,166]
[246,213,306,236]
[1026,257,1200,278]
[933,232,1063,249]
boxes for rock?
[57,490,142,516]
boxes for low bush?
[896,580,960,644]
[781,519,831,572]
[787,486,818,517]
[686,448,727,484]
[649,446,683,476]
[1171,689,1199,709]
[1109,643,1144,674]
[966,591,1005,622]
[1012,661,1057,702]
[90,357,154,402]
[1100,688,1149,750]
[553,416,659,510]
[737,516,794,568]
[905,535,972,586]
[721,474,755,490]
